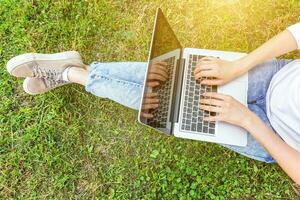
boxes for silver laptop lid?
[138,8,182,134]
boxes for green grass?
[1,0,300,199]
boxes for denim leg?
[247,59,292,113]
[85,62,147,110]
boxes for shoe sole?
[6,51,83,77]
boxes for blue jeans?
[85,59,291,163]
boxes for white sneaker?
[23,77,70,95]
[6,51,85,78]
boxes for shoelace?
[43,78,67,88]
[33,65,67,88]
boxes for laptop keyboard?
[181,55,217,135]
[148,56,175,128]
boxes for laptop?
[138,8,248,146]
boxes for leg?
[83,62,147,110]
[247,59,292,107]
[24,61,147,108]
[6,51,147,103]
[87,61,147,85]
[67,67,89,86]
[22,60,147,109]
[67,62,147,87]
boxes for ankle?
[67,67,89,86]
[62,67,73,82]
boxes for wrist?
[241,111,258,131]
[234,56,254,75]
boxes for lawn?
[1,0,300,199]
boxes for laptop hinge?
[170,57,185,128]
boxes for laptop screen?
[138,8,182,134]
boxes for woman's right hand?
[147,61,169,87]
[193,57,243,85]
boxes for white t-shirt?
[266,22,300,152]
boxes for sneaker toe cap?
[23,78,49,95]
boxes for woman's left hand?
[199,92,252,128]
[141,92,160,119]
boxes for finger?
[145,93,158,98]
[147,81,160,87]
[148,73,167,81]
[142,112,154,119]
[201,79,223,86]
[195,70,217,80]
[149,68,168,79]
[203,116,223,122]
[142,104,159,110]
[200,56,216,61]
[194,63,215,74]
[200,98,224,107]
[144,98,159,104]
[202,92,230,100]
[153,61,168,66]
[199,104,222,113]
[151,62,169,73]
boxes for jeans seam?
[97,74,143,88]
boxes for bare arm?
[236,30,298,75]
[194,29,299,85]
[244,113,300,185]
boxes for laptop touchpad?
[218,81,248,106]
